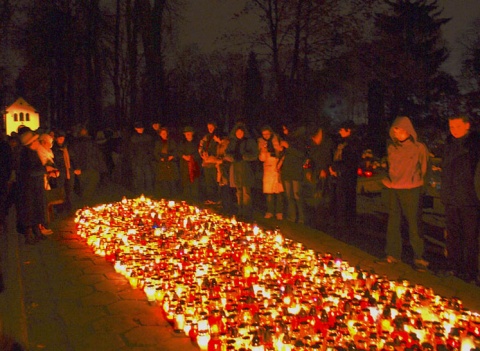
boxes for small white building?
[3,97,40,135]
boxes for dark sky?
[179,0,480,77]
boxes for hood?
[389,116,417,142]
[229,122,251,139]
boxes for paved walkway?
[1,183,479,351]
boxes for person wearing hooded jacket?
[378,116,430,272]
[224,123,259,221]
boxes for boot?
[33,225,47,241]
[25,227,37,245]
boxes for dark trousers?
[445,205,479,279]
[220,185,235,216]
[203,166,219,201]
[385,187,425,261]
[235,186,252,220]
[331,177,357,226]
[155,180,178,200]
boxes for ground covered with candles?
[74,196,480,351]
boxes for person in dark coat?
[69,126,107,207]
[153,127,179,199]
[17,131,49,244]
[224,123,259,221]
[329,120,361,236]
[199,121,220,205]
[128,122,155,197]
[52,130,73,213]
[441,115,480,284]
[178,126,201,203]
[280,124,307,224]
[302,125,334,229]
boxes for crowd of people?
[0,115,479,286]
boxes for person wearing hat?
[16,130,49,243]
[224,123,259,221]
[128,121,155,197]
[328,120,361,237]
[178,126,201,203]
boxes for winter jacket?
[258,130,284,194]
[441,131,480,207]
[70,136,107,173]
[129,132,155,167]
[153,138,179,182]
[382,116,429,190]
[280,128,307,182]
[224,124,259,188]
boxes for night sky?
[179,0,480,77]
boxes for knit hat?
[183,126,195,133]
[20,130,39,146]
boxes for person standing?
[17,131,49,244]
[302,125,334,229]
[258,125,284,219]
[441,115,480,284]
[329,120,361,236]
[280,124,307,224]
[69,126,107,207]
[224,123,258,221]
[52,130,74,213]
[153,127,179,199]
[178,126,201,203]
[128,122,155,197]
[199,121,220,204]
[378,116,430,272]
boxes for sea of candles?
[74,196,480,351]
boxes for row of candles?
[74,196,480,351]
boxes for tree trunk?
[136,0,166,124]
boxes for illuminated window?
[20,113,24,122]
[26,113,30,121]
[14,113,18,121]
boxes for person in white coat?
[258,125,284,219]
